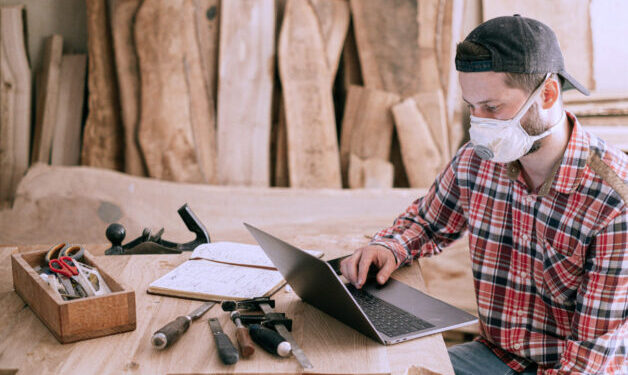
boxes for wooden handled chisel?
[230,311,255,357]
[152,301,215,349]
[209,318,239,365]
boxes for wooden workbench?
[0,165,459,374]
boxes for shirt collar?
[505,111,589,195]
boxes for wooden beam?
[216,0,275,186]
[350,0,420,97]
[110,0,146,176]
[278,0,341,188]
[0,6,31,203]
[82,0,124,170]
[392,98,443,188]
[50,55,87,166]
[339,85,399,186]
[31,35,63,164]
[134,0,206,182]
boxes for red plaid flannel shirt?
[371,113,627,374]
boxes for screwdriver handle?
[235,326,255,357]
[152,316,191,349]
[249,324,291,357]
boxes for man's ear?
[541,77,560,109]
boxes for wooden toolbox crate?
[11,247,136,343]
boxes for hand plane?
[104,203,210,255]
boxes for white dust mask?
[469,73,563,163]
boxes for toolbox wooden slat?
[11,248,136,343]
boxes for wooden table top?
[1,241,454,375]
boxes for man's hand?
[340,245,397,288]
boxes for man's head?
[455,15,588,162]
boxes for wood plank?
[417,0,441,93]
[216,0,275,186]
[348,154,394,189]
[50,54,87,166]
[31,35,63,164]
[392,98,443,188]
[82,0,124,170]
[339,85,400,186]
[0,6,30,204]
[134,0,205,182]
[350,0,420,97]
[109,0,147,176]
[194,0,220,107]
[278,0,341,188]
[413,90,450,163]
[183,0,218,184]
[438,0,464,156]
[482,0,594,90]
[310,0,350,77]
[341,19,363,92]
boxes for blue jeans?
[448,341,538,375]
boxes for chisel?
[151,301,215,349]
[208,318,239,365]
[230,311,255,357]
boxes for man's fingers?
[376,255,396,285]
[357,252,375,288]
[340,252,360,286]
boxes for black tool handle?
[152,316,191,349]
[249,324,291,357]
[213,332,239,365]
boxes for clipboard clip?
[104,203,211,255]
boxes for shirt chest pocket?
[537,239,584,309]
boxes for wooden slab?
[278,0,341,188]
[0,6,31,204]
[31,35,63,164]
[483,0,594,90]
[134,0,209,183]
[413,90,450,162]
[110,0,147,176]
[350,0,420,97]
[50,54,87,166]
[194,0,220,106]
[339,85,400,186]
[348,154,394,189]
[392,98,443,188]
[216,0,275,186]
[82,0,124,170]
[310,0,350,77]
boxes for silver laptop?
[244,223,478,345]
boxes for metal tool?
[105,203,210,255]
[222,297,313,369]
[49,256,92,298]
[248,324,291,357]
[152,302,215,349]
[230,311,255,357]
[208,318,239,365]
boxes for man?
[341,15,627,375]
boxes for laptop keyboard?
[347,284,434,338]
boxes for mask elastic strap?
[528,110,566,142]
[512,72,552,123]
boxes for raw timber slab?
[82,0,124,170]
[217,0,275,186]
[310,0,350,77]
[50,54,87,166]
[194,0,220,105]
[0,6,31,203]
[31,35,62,164]
[348,154,394,189]
[339,85,399,186]
[110,0,146,176]
[413,90,450,162]
[135,0,216,183]
[350,0,420,97]
[392,98,443,188]
[278,0,341,188]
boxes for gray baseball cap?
[455,14,589,96]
